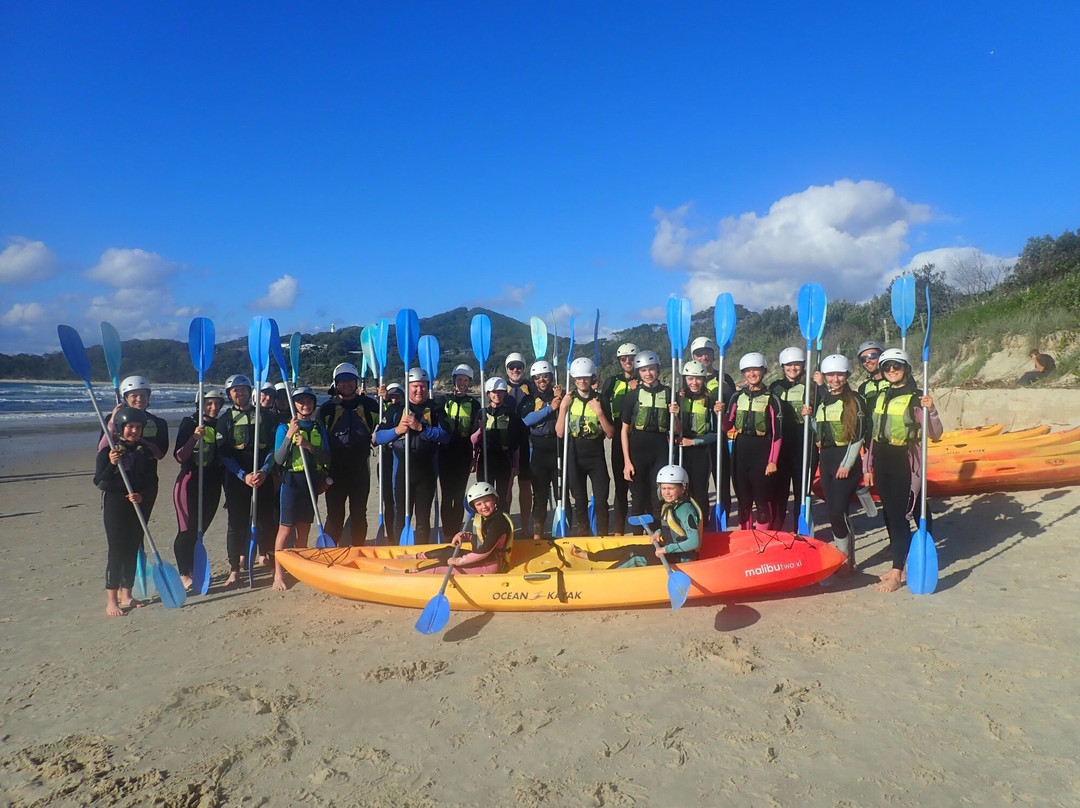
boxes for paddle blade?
[248,317,273,384]
[152,559,188,608]
[550,312,559,366]
[58,325,91,382]
[923,285,933,362]
[907,522,938,595]
[418,335,440,382]
[289,332,302,384]
[714,293,736,350]
[375,515,386,546]
[566,316,575,369]
[360,351,369,381]
[400,519,415,546]
[248,534,256,588]
[588,496,597,535]
[665,297,681,353]
[100,321,122,386]
[551,504,566,538]
[892,275,916,334]
[530,316,548,360]
[668,570,692,610]
[267,319,289,378]
[193,535,211,595]
[132,547,155,600]
[798,507,811,537]
[415,594,451,635]
[470,313,492,366]
[397,308,420,366]
[361,325,379,375]
[187,317,215,373]
[593,309,601,368]
[797,283,827,343]
[375,318,390,373]
[315,527,336,549]
[679,298,692,352]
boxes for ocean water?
[0,381,200,422]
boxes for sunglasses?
[881,361,906,372]
[859,352,881,363]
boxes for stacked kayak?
[275,531,847,611]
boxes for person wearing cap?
[99,376,170,518]
[317,362,379,546]
[801,354,870,574]
[669,359,717,515]
[620,349,672,531]
[770,346,822,531]
[439,364,482,535]
[855,341,887,413]
[170,388,225,589]
[600,342,638,534]
[94,406,156,616]
[218,373,279,585]
[374,369,450,544]
[558,357,616,536]
[865,348,943,593]
[520,360,564,539]
[719,352,784,530]
[476,376,528,514]
[504,353,535,528]
[270,386,332,590]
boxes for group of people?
[94,332,944,615]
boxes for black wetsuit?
[318,394,378,546]
[770,376,821,531]
[621,382,672,530]
[601,373,636,534]
[218,405,280,570]
[440,392,481,535]
[95,439,155,591]
[521,385,560,537]
[171,413,223,577]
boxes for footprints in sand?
[681,635,763,674]
[363,659,449,683]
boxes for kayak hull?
[275,531,847,611]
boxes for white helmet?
[120,375,152,397]
[274,381,288,392]
[260,381,275,394]
[739,352,768,371]
[333,362,359,381]
[879,348,911,367]
[778,347,806,365]
[690,336,717,354]
[656,464,689,486]
[485,377,508,393]
[466,481,498,505]
[681,359,707,377]
[225,373,252,392]
[451,363,474,380]
[505,352,526,369]
[569,357,596,379]
[819,354,851,375]
[616,342,639,358]
[386,382,405,396]
[407,367,430,383]
[530,360,553,377]
[291,385,317,401]
[633,350,661,370]
[857,340,886,357]
[203,388,226,401]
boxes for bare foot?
[118,598,145,610]
[272,576,288,591]
[256,554,268,567]
[106,591,124,617]
[224,570,239,586]
[876,569,903,593]
[180,574,193,591]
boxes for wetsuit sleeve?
[721,393,737,432]
[270,424,291,468]
[147,415,169,460]
[173,417,197,463]
[767,396,783,465]
[522,403,552,426]
[456,513,510,566]
[374,406,402,446]
[94,446,118,490]
[914,405,944,441]
[840,394,868,470]
[599,377,616,422]
[419,404,450,445]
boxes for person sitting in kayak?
[403,482,514,575]
[571,465,701,568]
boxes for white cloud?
[85,247,179,288]
[1,301,49,328]
[902,247,1017,285]
[0,238,57,284]
[476,283,535,309]
[653,179,933,311]
[83,288,186,342]
[251,274,300,310]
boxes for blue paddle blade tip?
[154,564,188,609]
[415,595,451,634]
[315,529,336,549]
[669,571,692,610]
[907,528,939,595]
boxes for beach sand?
[2,394,1079,807]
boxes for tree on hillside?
[950,252,1012,298]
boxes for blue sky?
[2,1,1078,355]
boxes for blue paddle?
[288,331,301,385]
[133,548,156,600]
[891,275,916,353]
[397,309,421,544]
[247,317,273,586]
[628,514,691,609]
[665,297,688,464]
[268,319,335,550]
[552,315,574,538]
[187,316,215,595]
[470,313,492,481]
[369,319,390,544]
[908,284,939,595]
[414,544,463,635]
[550,311,560,387]
[100,321,123,405]
[712,293,737,531]
[796,283,828,537]
[419,335,441,540]
[530,316,548,363]
[588,309,601,534]
[58,325,186,609]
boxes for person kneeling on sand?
[401,482,514,575]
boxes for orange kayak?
[936,423,1005,441]
[928,428,1080,465]
[929,425,1052,453]
[927,453,1080,495]
[275,532,846,611]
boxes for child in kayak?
[403,482,514,575]
[94,407,155,617]
[572,465,702,568]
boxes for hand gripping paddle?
[712,293,736,531]
[628,514,691,609]
[187,316,215,595]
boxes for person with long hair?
[865,349,943,593]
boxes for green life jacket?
[569,394,603,439]
[873,390,918,447]
[815,397,850,447]
[733,389,770,437]
[470,510,515,572]
[485,406,512,450]
[229,408,269,452]
[199,421,219,467]
[608,377,632,420]
[679,394,711,438]
[860,377,887,411]
[632,385,669,433]
[444,397,476,438]
[778,380,807,425]
[287,423,327,472]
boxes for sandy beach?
[2,391,1079,807]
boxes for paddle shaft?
[281,378,330,534]
[714,349,727,525]
[799,337,814,524]
[920,356,930,522]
